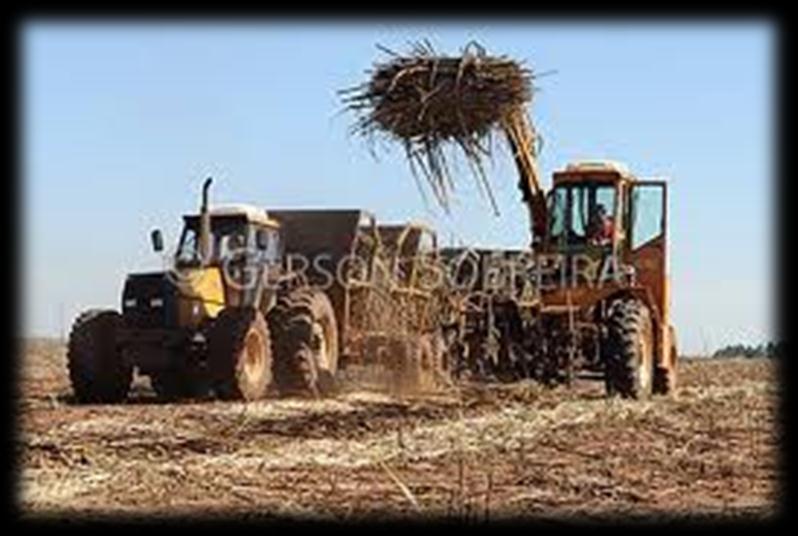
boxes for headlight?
[150,298,164,308]
[124,298,137,308]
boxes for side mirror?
[151,229,164,253]
[256,229,270,250]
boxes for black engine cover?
[121,272,178,329]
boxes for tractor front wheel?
[67,309,132,403]
[603,299,654,399]
[208,307,272,401]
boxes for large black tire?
[603,299,654,399]
[67,309,132,403]
[268,288,339,396]
[208,307,272,401]
[653,325,678,395]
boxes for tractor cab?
[138,190,286,337]
[174,204,282,269]
[169,204,284,310]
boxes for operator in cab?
[588,203,614,246]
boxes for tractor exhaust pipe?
[199,177,213,266]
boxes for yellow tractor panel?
[176,268,226,328]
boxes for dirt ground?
[16,339,781,521]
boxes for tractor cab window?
[255,227,282,265]
[548,182,617,248]
[216,229,248,262]
[215,223,284,267]
[175,217,251,267]
[176,227,200,266]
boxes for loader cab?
[546,177,620,254]
[547,160,659,254]
[545,160,669,315]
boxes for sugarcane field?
[20,339,778,519]
[18,24,779,522]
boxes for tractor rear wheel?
[269,288,339,396]
[67,309,132,403]
[603,299,654,399]
[208,307,272,401]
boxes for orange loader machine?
[342,43,679,398]
[445,108,678,398]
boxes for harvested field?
[17,338,780,521]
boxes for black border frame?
[6,7,789,530]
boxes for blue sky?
[22,21,774,354]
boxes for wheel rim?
[311,321,330,372]
[638,329,653,392]
[243,328,265,380]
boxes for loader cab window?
[548,187,568,243]
[630,183,665,249]
[548,182,617,249]
[571,187,589,239]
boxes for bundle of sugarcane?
[341,41,535,213]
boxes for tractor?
[67,178,331,402]
[67,179,450,403]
